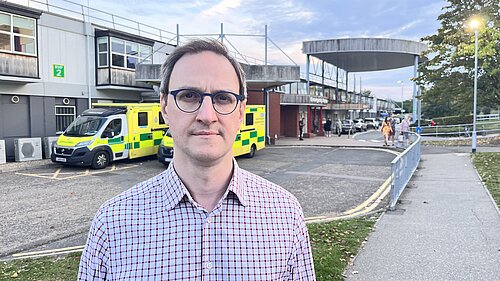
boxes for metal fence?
[389,132,421,210]
[418,120,500,137]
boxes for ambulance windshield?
[64,116,106,137]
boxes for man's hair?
[159,39,247,99]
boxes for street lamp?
[397,80,404,111]
[469,17,481,153]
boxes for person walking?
[337,119,342,137]
[324,118,332,137]
[401,115,411,146]
[380,117,393,146]
[299,118,304,140]
[389,115,396,146]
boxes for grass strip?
[472,152,500,209]
[0,219,375,281]
[0,252,80,280]
[308,218,375,281]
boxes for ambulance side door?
[101,115,128,160]
[129,109,154,158]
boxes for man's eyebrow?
[172,86,236,93]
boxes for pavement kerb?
[0,159,53,174]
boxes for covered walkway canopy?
[302,38,428,119]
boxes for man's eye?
[178,91,200,102]
[214,93,235,104]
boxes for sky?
[13,0,448,101]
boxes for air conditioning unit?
[43,136,60,159]
[0,140,6,164]
[15,138,43,162]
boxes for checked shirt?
[78,160,315,280]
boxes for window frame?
[0,11,37,56]
[99,36,153,70]
[55,105,76,134]
[97,37,109,68]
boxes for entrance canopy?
[302,38,427,72]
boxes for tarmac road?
[0,146,396,259]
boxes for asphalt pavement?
[344,146,500,280]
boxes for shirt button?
[206,262,212,269]
[207,217,213,224]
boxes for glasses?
[169,88,244,115]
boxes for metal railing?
[389,132,421,210]
[477,113,499,121]
[417,120,500,137]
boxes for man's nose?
[196,96,217,123]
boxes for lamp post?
[397,80,404,111]
[469,18,480,153]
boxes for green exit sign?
[53,64,65,78]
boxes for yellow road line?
[343,176,392,215]
[52,168,62,179]
[15,173,53,179]
[12,245,85,257]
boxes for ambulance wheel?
[91,151,109,169]
[247,144,256,158]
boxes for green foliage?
[473,152,500,209]
[417,0,500,118]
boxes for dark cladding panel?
[1,95,29,137]
[29,96,44,137]
[44,97,56,135]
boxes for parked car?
[341,120,355,134]
[364,117,379,129]
[353,119,367,132]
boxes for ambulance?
[157,105,266,164]
[51,103,167,169]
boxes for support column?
[413,55,418,122]
[264,25,268,66]
[306,55,310,95]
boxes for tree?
[417,0,499,118]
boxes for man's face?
[160,51,246,164]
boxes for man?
[78,39,315,280]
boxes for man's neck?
[172,154,234,212]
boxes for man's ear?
[239,100,247,124]
[160,93,169,124]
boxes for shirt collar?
[161,159,248,211]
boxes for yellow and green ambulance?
[52,103,167,169]
[157,105,266,164]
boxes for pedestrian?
[380,117,393,146]
[324,118,332,137]
[337,118,342,136]
[401,115,411,146]
[78,39,315,280]
[389,115,396,146]
[299,118,304,140]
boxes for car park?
[353,119,367,132]
[364,117,379,129]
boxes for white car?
[353,119,367,132]
[364,118,379,129]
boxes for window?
[97,37,108,67]
[138,112,148,126]
[103,119,122,137]
[245,113,254,126]
[0,12,36,55]
[55,106,76,133]
[158,112,165,124]
[101,36,152,70]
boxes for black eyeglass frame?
[169,88,245,115]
